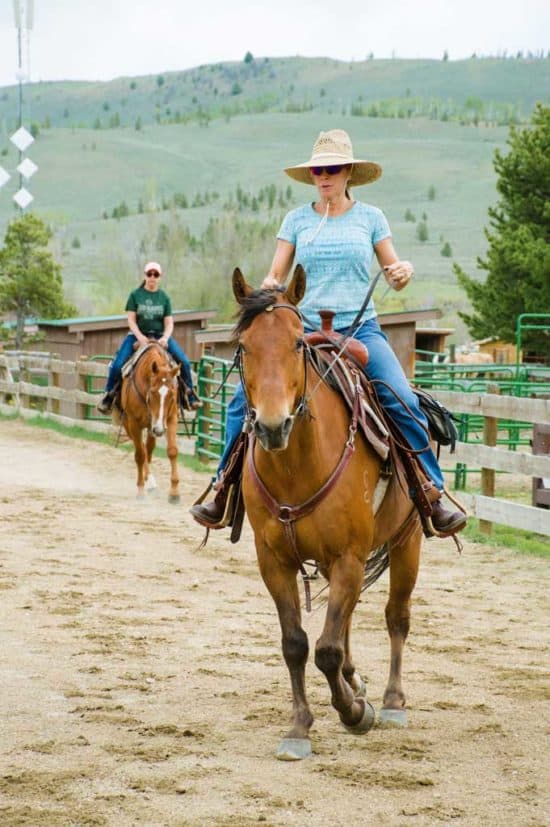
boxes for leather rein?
[238,302,362,611]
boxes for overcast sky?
[0,0,549,88]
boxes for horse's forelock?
[233,287,285,339]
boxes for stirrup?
[421,488,467,540]
[191,482,237,530]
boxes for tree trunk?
[15,313,25,350]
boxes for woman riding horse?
[191,129,466,536]
[97,261,200,415]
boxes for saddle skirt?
[307,344,390,462]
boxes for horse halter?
[235,302,311,426]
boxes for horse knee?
[282,628,309,668]
[315,642,343,676]
[385,603,411,638]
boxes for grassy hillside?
[0,56,548,132]
[0,111,509,340]
[2,54,541,341]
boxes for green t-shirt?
[125,287,172,336]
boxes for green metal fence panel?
[195,355,238,463]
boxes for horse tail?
[362,543,390,592]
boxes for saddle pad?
[308,346,389,461]
[121,343,175,378]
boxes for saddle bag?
[413,387,460,453]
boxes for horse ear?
[151,360,158,374]
[284,264,306,306]
[171,365,180,378]
[232,268,253,304]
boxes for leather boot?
[97,390,115,415]
[430,500,467,535]
[190,487,229,528]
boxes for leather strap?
[247,390,361,611]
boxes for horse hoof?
[136,490,146,500]
[168,494,181,505]
[276,738,312,761]
[342,699,375,734]
[351,673,367,698]
[378,708,408,727]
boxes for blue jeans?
[217,317,444,490]
[105,334,194,392]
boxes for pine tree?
[454,104,550,356]
[0,214,76,348]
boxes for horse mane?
[233,287,286,339]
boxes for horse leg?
[343,619,367,698]
[380,524,422,727]
[128,425,146,498]
[166,417,180,504]
[315,555,375,733]
[144,433,157,491]
[257,553,313,761]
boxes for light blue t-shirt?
[277,201,391,330]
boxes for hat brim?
[284,158,382,187]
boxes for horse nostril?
[282,416,293,436]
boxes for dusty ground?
[0,419,548,827]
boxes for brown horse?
[233,265,424,760]
[119,343,181,502]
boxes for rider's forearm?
[163,316,174,338]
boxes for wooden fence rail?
[1,355,549,535]
[436,390,550,536]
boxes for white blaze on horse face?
[152,382,169,434]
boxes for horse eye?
[295,338,304,351]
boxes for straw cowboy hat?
[284,129,382,187]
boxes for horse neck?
[129,346,161,401]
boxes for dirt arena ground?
[0,419,548,827]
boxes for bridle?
[237,301,361,611]
[128,348,177,434]
[235,302,311,427]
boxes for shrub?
[416,221,429,242]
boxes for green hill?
[1,56,548,131]
[0,56,545,342]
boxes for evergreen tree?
[0,214,76,348]
[454,104,550,356]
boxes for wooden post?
[48,363,60,415]
[479,385,499,534]
[76,358,89,422]
[19,357,31,412]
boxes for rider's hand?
[137,334,149,347]
[261,274,281,290]
[384,260,414,291]
[158,336,169,349]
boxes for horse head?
[233,264,306,452]
[148,358,180,437]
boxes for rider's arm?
[261,239,295,289]
[160,315,174,347]
[374,237,414,292]
[127,311,149,344]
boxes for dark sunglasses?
[309,165,346,176]
[146,271,161,278]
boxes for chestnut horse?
[119,343,181,502]
[233,265,424,761]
